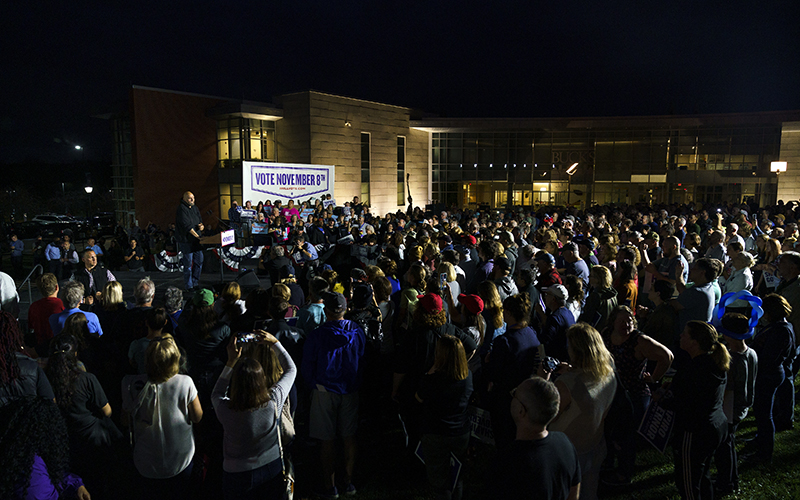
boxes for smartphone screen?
[439,272,447,288]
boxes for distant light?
[474,163,477,168]
[534,164,537,167]
[74,145,83,150]
[513,164,517,168]
[490,164,493,168]
[566,163,579,175]
[771,161,788,173]
[84,186,93,194]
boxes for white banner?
[243,162,334,205]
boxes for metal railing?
[16,264,44,305]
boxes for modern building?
[105,86,800,229]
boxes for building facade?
[107,86,800,229]
[415,113,800,210]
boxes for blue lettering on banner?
[248,163,333,199]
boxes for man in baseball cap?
[534,251,562,293]
[303,290,366,496]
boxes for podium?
[199,230,235,280]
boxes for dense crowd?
[1,196,799,500]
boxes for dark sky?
[2,1,799,164]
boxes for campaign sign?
[220,229,236,247]
[637,399,675,454]
[244,162,334,203]
[467,406,495,445]
[251,222,268,235]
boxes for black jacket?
[175,199,202,244]
[72,264,111,297]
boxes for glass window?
[361,132,370,205]
[397,136,406,206]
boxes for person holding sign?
[175,191,204,291]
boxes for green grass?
[294,381,800,500]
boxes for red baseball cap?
[461,234,477,245]
[458,294,484,315]
[417,293,443,313]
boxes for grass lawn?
[293,382,800,499]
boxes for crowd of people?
[1,195,799,500]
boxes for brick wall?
[130,88,224,230]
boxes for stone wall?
[777,121,800,203]
[277,91,429,215]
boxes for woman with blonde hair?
[437,261,460,308]
[97,280,125,334]
[476,281,506,360]
[398,264,427,330]
[598,243,618,274]
[754,238,781,293]
[543,322,617,500]
[581,266,618,331]
[122,334,202,499]
[214,281,247,325]
[416,335,473,500]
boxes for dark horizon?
[2,2,799,165]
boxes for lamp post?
[84,185,93,218]
[771,161,787,205]
[566,163,578,206]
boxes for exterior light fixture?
[344,121,352,127]
[75,145,83,150]
[84,186,94,194]
[566,163,579,175]
[771,161,787,174]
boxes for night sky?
[2,1,799,165]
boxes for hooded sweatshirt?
[302,319,366,394]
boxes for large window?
[433,125,781,208]
[219,183,243,220]
[218,118,276,167]
[361,132,370,205]
[397,136,406,206]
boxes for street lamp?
[84,185,93,218]
[566,163,579,205]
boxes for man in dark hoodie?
[302,291,366,498]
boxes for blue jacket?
[302,319,365,394]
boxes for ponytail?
[709,340,731,372]
[686,321,731,372]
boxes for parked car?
[89,212,116,236]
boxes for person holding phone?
[212,330,297,499]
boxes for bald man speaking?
[176,191,205,290]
